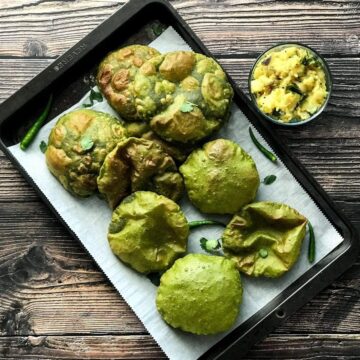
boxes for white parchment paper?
[8,27,343,360]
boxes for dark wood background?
[0,0,359,358]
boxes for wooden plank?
[0,1,359,58]
[0,207,145,336]
[0,335,165,359]
[1,334,360,359]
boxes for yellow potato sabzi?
[108,191,189,274]
[251,46,328,123]
[222,202,308,277]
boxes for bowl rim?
[248,42,333,127]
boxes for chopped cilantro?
[259,248,268,258]
[39,141,47,153]
[180,101,197,113]
[200,237,221,254]
[80,136,94,151]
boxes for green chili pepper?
[308,221,315,263]
[20,94,53,151]
[188,220,226,229]
[249,127,277,163]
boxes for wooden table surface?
[0,1,359,359]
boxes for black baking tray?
[0,0,358,358]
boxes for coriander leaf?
[302,55,321,68]
[263,175,277,185]
[39,140,47,153]
[200,237,221,254]
[301,56,311,66]
[180,101,196,113]
[80,136,94,151]
[259,248,268,258]
[83,88,103,108]
[90,89,103,102]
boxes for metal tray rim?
[0,0,358,358]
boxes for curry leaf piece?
[263,175,277,185]
[287,84,303,96]
[90,89,103,102]
[262,56,271,66]
[152,23,166,37]
[80,136,94,151]
[83,88,103,108]
[39,141,47,153]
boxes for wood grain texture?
[0,335,165,359]
[1,335,360,359]
[0,0,359,359]
[0,0,359,58]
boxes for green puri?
[45,109,127,197]
[97,45,160,121]
[156,253,242,335]
[222,201,308,277]
[97,47,234,143]
[97,137,184,209]
[108,191,189,274]
[133,51,234,144]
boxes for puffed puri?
[156,253,242,335]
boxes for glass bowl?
[248,43,333,126]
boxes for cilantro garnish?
[80,136,94,151]
[83,88,103,108]
[200,237,221,254]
